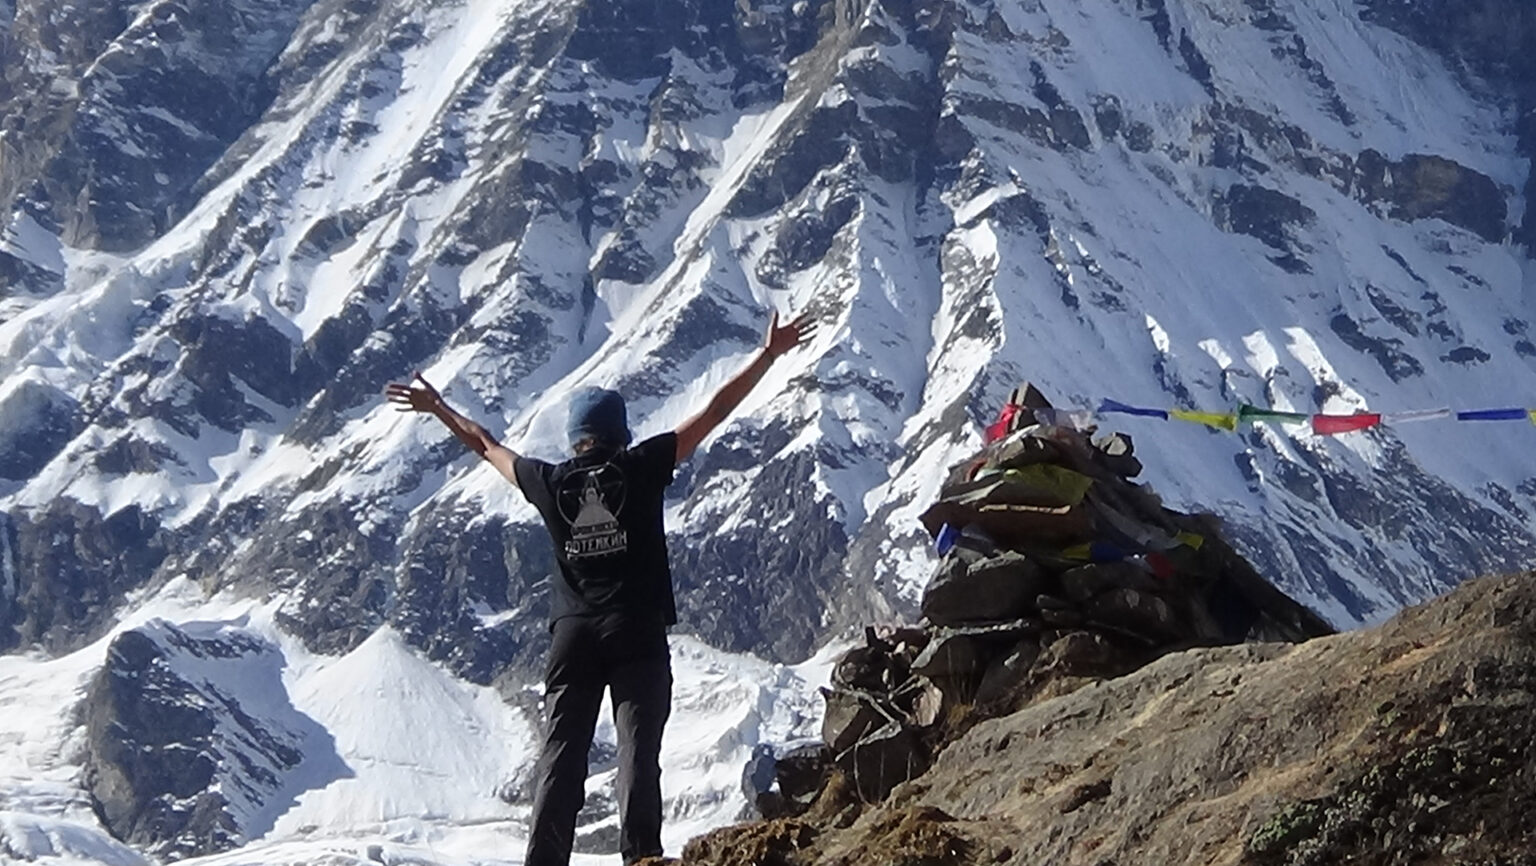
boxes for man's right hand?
[385,372,522,488]
[386,373,445,414]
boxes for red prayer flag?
[1312,413,1381,435]
[1144,552,1176,580]
[985,402,1022,442]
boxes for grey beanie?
[566,386,632,448]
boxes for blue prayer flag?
[1455,408,1530,422]
[1098,399,1170,420]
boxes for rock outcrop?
[1360,0,1536,248]
[692,571,1536,865]
[83,619,346,860]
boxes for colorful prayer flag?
[1043,396,1532,434]
[1171,409,1238,431]
[1143,552,1176,579]
[1236,404,1310,424]
[935,523,960,555]
[1312,413,1382,435]
[1099,399,1169,420]
[1455,408,1530,422]
[1061,543,1093,561]
[1061,541,1127,562]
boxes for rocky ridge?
[686,570,1536,866]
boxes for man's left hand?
[386,373,445,413]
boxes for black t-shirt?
[514,432,679,627]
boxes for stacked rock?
[748,384,1335,812]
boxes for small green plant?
[1248,800,1327,857]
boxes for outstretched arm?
[386,374,521,488]
[674,311,817,463]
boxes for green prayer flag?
[1237,403,1311,424]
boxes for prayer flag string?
[984,397,1536,442]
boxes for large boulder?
[1085,587,1186,644]
[920,551,1046,626]
[837,721,927,803]
[820,688,892,755]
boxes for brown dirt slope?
[682,572,1536,865]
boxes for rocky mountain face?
[1,0,1534,748]
[684,571,1536,865]
[1359,0,1536,247]
[82,618,346,860]
[0,0,315,255]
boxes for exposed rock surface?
[6,502,169,653]
[0,0,317,252]
[686,571,1536,865]
[83,619,346,859]
[1361,0,1536,247]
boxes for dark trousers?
[526,613,672,866]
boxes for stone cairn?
[745,384,1335,817]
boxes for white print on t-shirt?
[558,466,628,560]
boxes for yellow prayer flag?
[1061,543,1094,561]
[1000,464,1096,507]
[1530,410,1536,426]
[1174,531,1205,550]
[1170,409,1238,431]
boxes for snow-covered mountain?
[1,0,1534,861]
[2,578,832,863]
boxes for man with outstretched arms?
[387,310,816,866]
